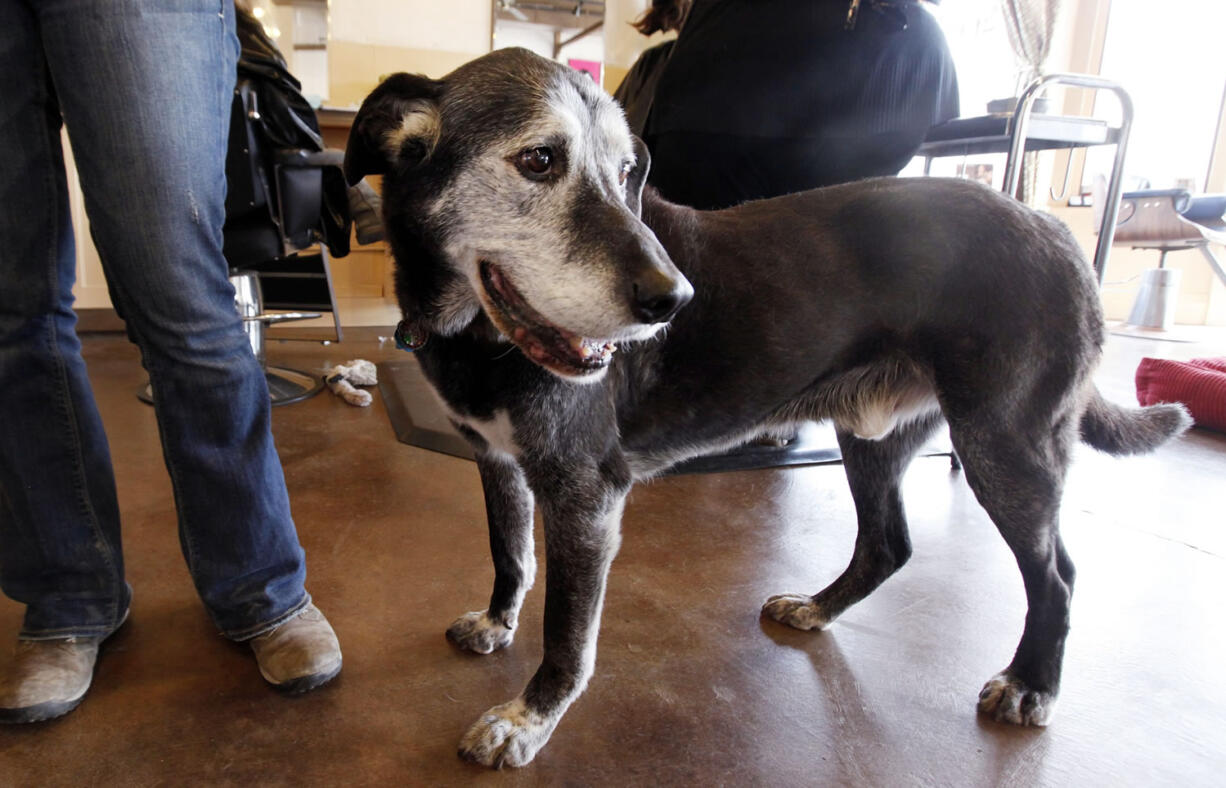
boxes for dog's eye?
[516,146,554,179]
[619,161,633,186]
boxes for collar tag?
[394,319,429,352]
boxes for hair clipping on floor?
[323,359,378,406]
[394,319,429,352]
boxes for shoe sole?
[264,658,342,695]
[0,694,87,724]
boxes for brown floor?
[2,326,1225,786]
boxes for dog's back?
[622,177,1174,474]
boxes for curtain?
[1001,0,1062,204]
[1001,0,1062,91]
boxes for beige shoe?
[0,637,102,724]
[249,604,342,694]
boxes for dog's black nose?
[630,270,694,324]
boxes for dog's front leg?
[458,465,627,768]
[447,451,536,654]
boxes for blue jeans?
[0,0,309,641]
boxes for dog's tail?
[1079,386,1192,455]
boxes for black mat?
[377,359,955,474]
[377,358,475,461]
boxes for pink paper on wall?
[568,59,602,85]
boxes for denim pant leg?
[33,0,310,639]
[0,0,130,640]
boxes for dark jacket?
[642,0,959,207]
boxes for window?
[929,2,1018,117]
[898,3,1021,187]
[1084,0,1226,192]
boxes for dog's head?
[345,47,693,382]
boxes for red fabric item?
[1135,356,1226,431]
[1189,357,1226,375]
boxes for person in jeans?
[0,0,341,723]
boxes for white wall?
[603,0,652,71]
[329,0,491,52]
[556,26,604,64]
[493,21,554,59]
[494,20,604,64]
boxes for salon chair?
[220,84,348,405]
[1106,189,1226,331]
[918,73,1134,284]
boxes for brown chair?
[1109,189,1226,329]
[1113,189,1226,275]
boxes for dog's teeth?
[573,336,611,361]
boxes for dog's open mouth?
[479,261,617,376]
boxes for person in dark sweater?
[614,0,959,452]
[640,0,959,210]
[612,0,691,137]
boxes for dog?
[343,48,1191,768]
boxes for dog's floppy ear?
[344,72,444,185]
[624,135,652,218]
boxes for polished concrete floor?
[1,326,1225,786]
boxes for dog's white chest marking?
[475,411,521,457]
[424,386,521,458]
[462,409,521,459]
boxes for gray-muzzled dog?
[343,47,1191,768]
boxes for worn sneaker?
[249,604,342,694]
[0,620,123,725]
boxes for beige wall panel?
[330,246,387,299]
[65,131,112,310]
[328,41,484,107]
[330,0,490,54]
[603,63,629,95]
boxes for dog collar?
[394,319,429,352]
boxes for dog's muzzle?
[480,262,621,378]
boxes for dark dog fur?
[344,48,1191,767]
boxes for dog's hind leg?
[949,420,1076,727]
[763,411,942,630]
[458,458,629,768]
[447,452,536,654]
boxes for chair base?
[1107,321,1201,344]
[1126,267,1181,331]
[263,366,325,405]
[137,365,323,407]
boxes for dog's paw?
[977,671,1057,726]
[762,593,834,631]
[458,698,557,768]
[446,610,515,654]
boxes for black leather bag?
[223,10,351,266]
